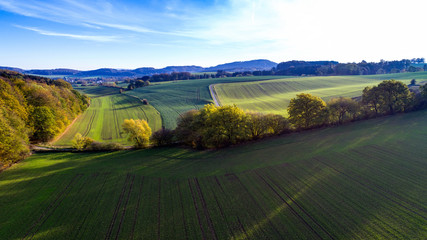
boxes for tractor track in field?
[73,173,110,239]
[157,178,161,240]
[188,179,207,240]
[315,157,427,221]
[22,174,83,240]
[334,151,427,211]
[130,176,144,240]
[214,176,248,239]
[114,174,135,240]
[105,174,131,240]
[254,171,327,240]
[262,171,336,240]
[207,178,235,239]
[231,173,283,239]
[177,181,190,240]
[194,178,218,240]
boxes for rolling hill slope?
[213,72,427,115]
[1,109,426,239]
[54,86,162,146]
[126,76,287,129]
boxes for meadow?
[54,87,162,146]
[125,76,287,129]
[213,72,427,116]
[1,109,425,239]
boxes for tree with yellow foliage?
[122,119,152,148]
[288,93,327,129]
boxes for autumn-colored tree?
[327,97,360,124]
[30,106,57,142]
[122,119,152,148]
[264,114,289,134]
[362,86,382,115]
[246,112,269,139]
[175,110,203,148]
[287,93,327,129]
[376,80,414,114]
[200,104,248,148]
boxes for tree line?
[0,70,89,167]
[115,79,427,150]
[124,59,426,90]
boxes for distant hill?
[204,59,277,72]
[0,60,277,79]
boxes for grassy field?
[73,85,122,98]
[214,72,427,116]
[54,88,162,146]
[125,76,288,129]
[1,109,426,239]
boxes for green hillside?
[54,89,162,146]
[1,110,426,239]
[125,76,287,129]
[214,72,427,116]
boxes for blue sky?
[0,0,426,70]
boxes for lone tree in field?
[122,119,152,148]
[287,93,326,129]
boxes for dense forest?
[0,70,89,167]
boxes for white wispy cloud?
[15,25,120,42]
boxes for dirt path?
[209,84,221,106]
[50,114,82,145]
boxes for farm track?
[254,171,325,240]
[22,174,83,240]
[315,157,427,221]
[129,176,144,240]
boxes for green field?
[1,110,426,239]
[54,90,162,146]
[125,76,288,129]
[214,72,427,116]
[73,86,122,98]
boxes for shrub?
[86,142,124,151]
[72,133,94,150]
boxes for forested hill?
[0,70,89,167]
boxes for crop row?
[13,148,427,239]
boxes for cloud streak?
[15,25,120,42]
